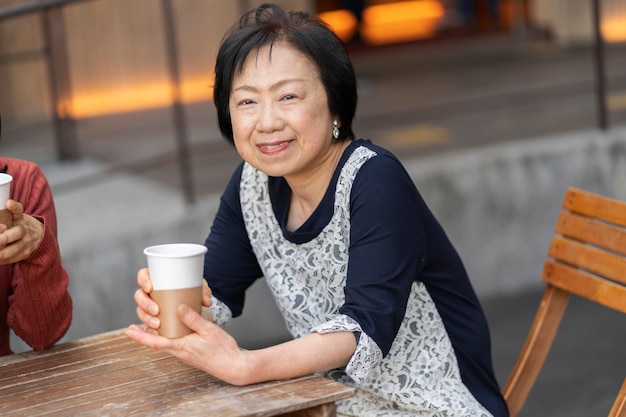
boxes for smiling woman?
[126,4,509,416]
[227,43,346,200]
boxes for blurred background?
[2,0,626,170]
[2,1,626,415]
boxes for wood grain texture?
[0,330,354,416]
[503,187,626,417]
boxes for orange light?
[317,9,358,43]
[603,17,626,43]
[67,1,448,119]
[68,76,214,118]
[361,0,444,45]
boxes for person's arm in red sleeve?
[2,160,72,350]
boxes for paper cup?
[0,174,12,228]
[144,243,207,338]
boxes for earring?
[332,120,340,139]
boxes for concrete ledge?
[408,127,626,296]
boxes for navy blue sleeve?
[339,150,507,416]
[203,163,263,318]
[339,153,428,356]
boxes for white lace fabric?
[209,146,493,416]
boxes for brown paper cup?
[150,286,202,338]
[143,243,208,339]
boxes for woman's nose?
[257,103,283,132]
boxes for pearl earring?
[332,120,340,139]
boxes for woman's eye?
[239,99,254,106]
[281,94,295,101]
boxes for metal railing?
[0,0,89,162]
[592,0,608,130]
[0,0,613,204]
[0,0,200,203]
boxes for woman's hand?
[132,268,213,332]
[126,301,250,385]
[128,268,249,382]
[0,199,44,265]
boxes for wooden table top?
[0,329,354,416]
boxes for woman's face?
[229,41,339,182]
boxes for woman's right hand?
[133,268,213,333]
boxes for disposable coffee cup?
[0,173,12,228]
[144,243,207,338]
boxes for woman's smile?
[257,139,293,155]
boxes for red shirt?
[0,157,72,355]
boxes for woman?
[126,3,508,416]
[0,114,73,355]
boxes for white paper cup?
[0,174,12,227]
[144,243,208,338]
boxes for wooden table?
[0,330,354,416]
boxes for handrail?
[0,0,91,21]
[0,0,197,203]
[0,1,81,161]
[592,0,608,130]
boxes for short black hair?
[213,3,357,145]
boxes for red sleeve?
[5,159,72,350]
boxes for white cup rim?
[0,173,12,186]
[144,243,207,258]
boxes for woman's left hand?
[0,199,44,265]
[125,304,251,385]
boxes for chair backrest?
[502,187,626,417]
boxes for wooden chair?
[609,378,626,417]
[502,187,626,417]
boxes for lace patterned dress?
[206,140,507,417]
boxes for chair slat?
[563,188,626,228]
[548,235,626,286]
[555,211,626,257]
[543,260,626,314]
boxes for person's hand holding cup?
[143,243,208,338]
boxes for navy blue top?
[203,139,509,416]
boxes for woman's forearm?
[235,331,356,385]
